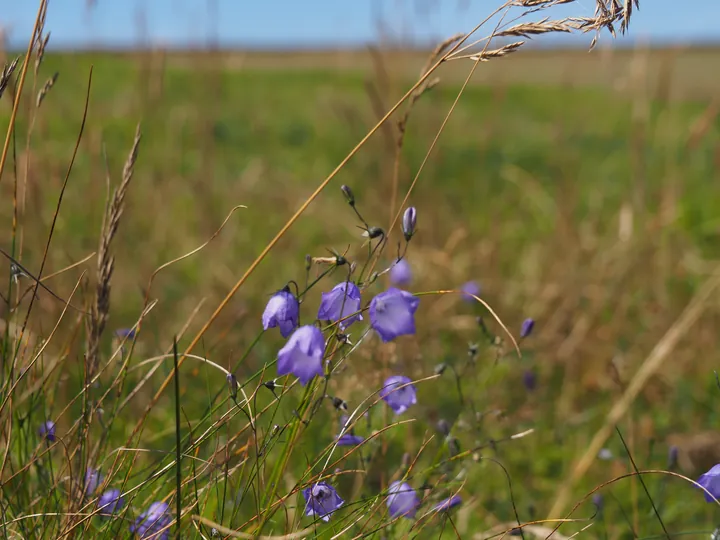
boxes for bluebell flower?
[318,282,362,328]
[97,488,124,516]
[114,328,136,340]
[434,495,462,512]
[262,289,300,338]
[302,482,344,522]
[520,318,535,338]
[337,434,364,446]
[523,369,537,391]
[369,288,419,342]
[460,281,480,302]
[130,501,171,539]
[39,420,56,442]
[84,467,103,496]
[389,259,412,286]
[667,445,678,469]
[380,376,417,415]
[386,481,419,519]
[277,325,325,385]
[592,493,604,514]
[402,207,417,241]
[698,464,720,502]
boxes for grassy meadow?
[1,36,720,539]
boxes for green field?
[2,44,720,538]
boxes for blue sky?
[2,0,719,49]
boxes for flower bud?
[331,396,348,410]
[402,207,417,241]
[436,419,450,436]
[227,373,238,400]
[434,363,447,375]
[366,226,384,239]
[341,185,355,206]
[520,318,535,338]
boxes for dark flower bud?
[436,419,450,436]
[520,318,535,338]
[667,445,678,469]
[510,528,523,536]
[434,363,447,375]
[335,255,347,266]
[523,369,537,392]
[592,493,604,513]
[366,226,384,239]
[447,437,460,457]
[227,373,238,400]
[331,396,348,410]
[305,254,312,271]
[402,207,417,241]
[468,343,479,357]
[341,185,355,206]
[264,380,277,391]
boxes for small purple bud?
[668,445,678,469]
[402,207,417,241]
[39,420,56,442]
[461,281,480,303]
[520,318,535,338]
[523,369,537,392]
[434,495,462,512]
[592,493,604,514]
[340,185,355,206]
[337,434,364,446]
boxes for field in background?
[2,44,720,536]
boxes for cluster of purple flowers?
[82,467,125,518]
[262,211,421,387]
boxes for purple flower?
[318,282,363,328]
[114,328,136,340]
[277,325,325,385]
[461,281,480,302]
[262,289,300,338]
[698,464,720,502]
[380,376,417,415]
[39,420,56,442]
[84,467,103,496]
[369,288,419,342]
[434,495,462,512]
[131,501,171,539]
[592,493,604,513]
[389,259,412,286]
[668,445,679,469]
[302,482,344,522]
[402,207,417,241]
[522,369,537,392]
[97,489,124,516]
[386,481,419,519]
[520,318,535,338]
[337,434,364,446]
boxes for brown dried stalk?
[86,125,141,375]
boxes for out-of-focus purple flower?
[434,495,462,512]
[597,448,613,460]
[460,281,480,303]
[318,282,363,328]
[389,259,412,286]
[387,481,419,519]
[523,369,537,391]
[668,445,679,469]
[520,318,535,338]
[39,420,56,442]
[262,289,300,338]
[84,467,103,496]
[130,501,171,539]
[369,288,419,342]
[592,493,604,514]
[277,325,325,385]
[302,482,344,522]
[402,207,417,241]
[698,464,720,502]
[227,373,238,400]
[337,434,364,446]
[380,376,417,415]
[114,328,136,340]
[97,489,124,516]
